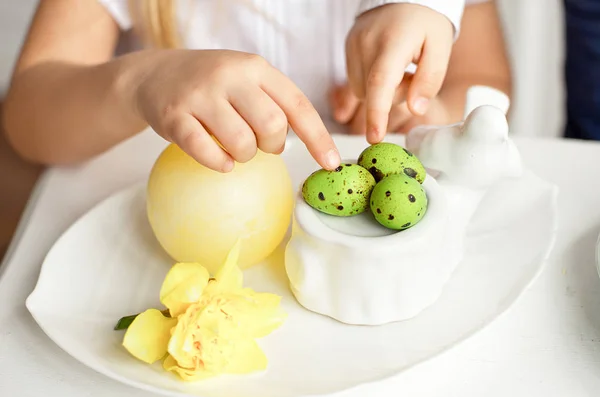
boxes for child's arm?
[3,0,136,165]
[435,1,511,121]
[4,0,340,171]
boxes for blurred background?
[0,0,565,258]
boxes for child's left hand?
[329,79,465,134]
[346,3,454,142]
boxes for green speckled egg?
[357,142,426,183]
[369,173,428,230]
[302,164,376,216]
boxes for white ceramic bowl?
[285,174,457,325]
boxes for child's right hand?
[132,49,341,172]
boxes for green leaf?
[114,309,170,331]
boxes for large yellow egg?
[147,144,293,274]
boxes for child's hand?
[346,3,454,143]
[133,49,340,172]
[330,80,465,134]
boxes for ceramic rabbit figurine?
[284,86,523,326]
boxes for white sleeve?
[97,0,133,30]
[356,0,466,40]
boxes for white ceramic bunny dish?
[284,86,523,326]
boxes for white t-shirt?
[101,0,488,121]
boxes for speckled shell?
[358,143,426,183]
[302,164,376,216]
[369,173,428,230]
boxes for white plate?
[26,138,558,397]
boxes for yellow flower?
[121,240,286,381]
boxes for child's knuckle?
[367,70,387,89]
[260,112,287,137]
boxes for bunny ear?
[461,85,510,142]
[462,105,509,143]
[464,85,510,118]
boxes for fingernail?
[223,159,235,173]
[367,126,380,144]
[335,109,351,123]
[275,143,286,154]
[413,97,430,115]
[325,149,341,170]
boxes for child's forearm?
[3,52,149,165]
[438,1,511,121]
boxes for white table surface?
[1,130,600,397]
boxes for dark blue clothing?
[564,0,600,140]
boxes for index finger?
[365,44,413,143]
[261,68,341,170]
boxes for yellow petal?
[160,263,210,317]
[163,355,216,382]
[163,354,179,371]
[174,368,216,382]
[225,339,268,374]
[244,292,287,338]
[161,276,207,317]
[123,309,177,364]
[198,336,235,374]
[161,263,210,298]
[213,240,243,292]
[167,303,206,368]
[219,291,287,338]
